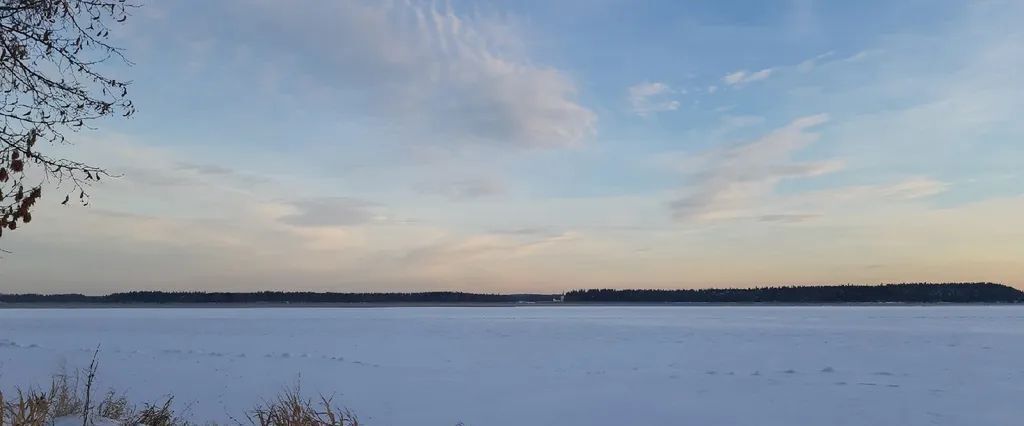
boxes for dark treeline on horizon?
[0,291,557,304]
[0,283,1021,304]
[564,283,1024,303]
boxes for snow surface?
[1,306,1022,425]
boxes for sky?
[2,0,1022,294]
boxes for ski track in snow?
[1,306,1023,426]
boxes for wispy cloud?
[242,1,596,148]
[422,178,507,201]
[722,68,773,86]
[670,114,838,222]
[720,115,766,130]
[797,51,835,72]
[796,50,877,73]
[627,82,680,116]
[279,198,383,227]
[403,231,581,266]
[755,213,823,223]
[175,162,235,176]
[807,178,948,203]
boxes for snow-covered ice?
[1,306,1022,425]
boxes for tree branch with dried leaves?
[1,0,135,238]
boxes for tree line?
[0,291,557,304]
[2,283,1021,305]
[563,283,1024,303]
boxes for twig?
[81,345,100,426]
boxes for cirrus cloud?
[670,114,838,222]
[722,68,773,86]
[279,198,383,228]
[627,81,680,116]
[240,0,596,148]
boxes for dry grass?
[0,383,364,425]
[0,350,188,425]
[1,380,362,425]
[0,371,180,425]
[1,356,369,425]
[247,386,360,426]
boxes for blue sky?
[3,0,1022,293]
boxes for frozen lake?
[1,306,1022,425]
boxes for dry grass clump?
[0,378,371,425]
[247,386,360,426]
[1,382,361,425]
[1,354,368,425]
[0,378,179,425]
[0,351,182,426]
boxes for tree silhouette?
[564,283,1024,303]
[0,283,1020,304]
[1,0,135,239]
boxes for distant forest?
[0,283,1021,304]
[564,283,1024,304]
[0,291,556,304]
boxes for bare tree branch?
[1,0,135,238]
